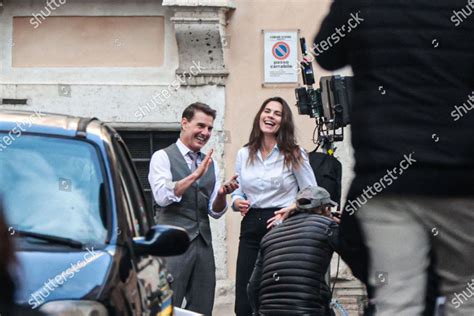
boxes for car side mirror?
[133,225,190,257]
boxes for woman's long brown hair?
[246,97,303,169]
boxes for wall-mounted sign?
[263,30,299,84]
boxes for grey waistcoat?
[155,143,216,245]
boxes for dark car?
[0,110,190,316]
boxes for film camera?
[295,38,354,148]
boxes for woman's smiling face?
[259,100,283,136]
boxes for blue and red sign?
[272,41,290,60]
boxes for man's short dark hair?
[182,102,216,121]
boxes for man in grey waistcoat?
[148,102,238,316]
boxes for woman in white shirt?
[232,96,317,315]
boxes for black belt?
[248,207,280,219]
[249,207,280,212]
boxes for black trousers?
[235,208,278,316]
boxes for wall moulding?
[164,1,235,86]
[163,0,235,9]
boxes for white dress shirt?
[231,145,317,210]
[148,139,227,218]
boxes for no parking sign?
[272,42,290,60]
[264,31,298,84]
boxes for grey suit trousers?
[165,234,216,316]
[357,196,474,316]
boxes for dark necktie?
[188,152,199,172]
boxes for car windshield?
[0,133,108,244]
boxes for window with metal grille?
[117,130,180,213]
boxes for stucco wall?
[0,0,178,85]
[0,0,361,312]
[12,16,165,67]
[223,0,356,282]
[0,0,230,282]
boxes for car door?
[112,133,164,316]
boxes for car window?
[0,133,108,244]
[111,132,150,235]
[120,173,140,237]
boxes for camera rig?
[295,38,354,153]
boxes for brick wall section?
[331,279,368,316]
